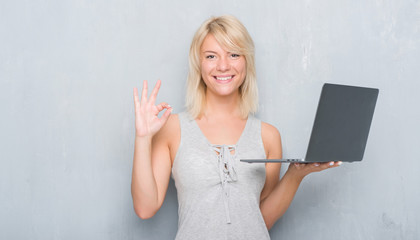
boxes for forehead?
[201,34,230,53]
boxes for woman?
[131,15,340,239]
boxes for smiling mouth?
[214,75,234,81]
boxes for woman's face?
[200,34,246,98]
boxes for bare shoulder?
[153,113,181,162]
[261,122,280,140]
[155,113,180,142]
[164,113,180,132]
[261,121,282,159]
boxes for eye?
[230,53,241,58]
[205,55,216,59]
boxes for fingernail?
[314,163,320,167]
[167,104,172,108]
[338,161,342,166]
[329,162,334,166]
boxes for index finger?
[141,80,148,104]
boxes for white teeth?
[216,76,232,81]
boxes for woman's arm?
[259,122,340,229]
[131,80,174,219]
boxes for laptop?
[240,83,379,163]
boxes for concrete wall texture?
[1,0,419,239]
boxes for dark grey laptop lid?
[305,83,379,162]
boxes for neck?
[201,90,243,120]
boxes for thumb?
[159,107,172,124]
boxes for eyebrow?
[202,50,238,55]
[203,50,218,54]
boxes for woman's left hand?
[287,161,342,179]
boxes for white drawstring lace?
[212,144,238,224]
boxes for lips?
[214,75,234,83]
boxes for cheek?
[200,64,212,85]
[234,60,247,75]
[238,63,247,86]
[200,61,213,76]
[234,63,247,81]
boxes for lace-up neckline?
[212,144,237,223]
[193,118,249,223]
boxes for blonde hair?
[185,15,258,119]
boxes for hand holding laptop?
[287,161,342,179]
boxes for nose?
[216,56,230,72]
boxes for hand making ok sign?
[133,80,172,138]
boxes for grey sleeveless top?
[172,112,270,240]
